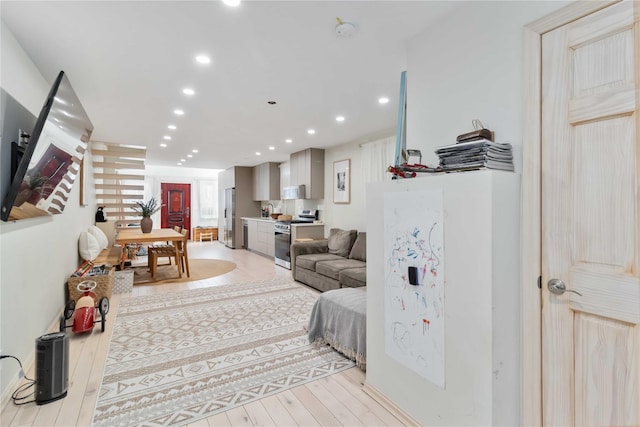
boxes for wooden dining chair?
[148,243,181,280]
[177,229,190,277]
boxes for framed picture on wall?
[333,159,350,204]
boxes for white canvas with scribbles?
[383,189,445,388]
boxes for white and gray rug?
[92,278,354,427]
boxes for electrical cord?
[0,355,36,405]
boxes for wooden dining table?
[115,228,185,281]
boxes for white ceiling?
[2,1,458,170]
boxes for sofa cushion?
[328,228,357,257]
[348,232,366,262]
[316,258,366,281]
[296,253,344,271]
[340,267,367,288]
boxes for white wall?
[366,1,571,423]
[0,24,96,400]
[144,164,221,231]
[406,0,570,173]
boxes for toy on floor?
[59,280,110,333]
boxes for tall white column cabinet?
[365,170,520,426]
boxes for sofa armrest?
[291,239,328,274]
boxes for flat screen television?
[1,71,93,222]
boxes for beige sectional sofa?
[291,228,366,292]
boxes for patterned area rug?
[92,279,354,427]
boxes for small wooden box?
[193,226,218,241]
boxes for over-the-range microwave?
[281,184,305,200]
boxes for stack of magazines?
[434,138,514,172]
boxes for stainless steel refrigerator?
[223,187,235,248]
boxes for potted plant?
[132,197,162,233]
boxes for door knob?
[547,278,582,296]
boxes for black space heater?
[35,332,68,405]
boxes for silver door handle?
[547,278,582,296]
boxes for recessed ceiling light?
[160,143,167,148]
[177,162,182,166]
[187,154,193,158]
[285,139,292,143]
[181,158,186,162]
[378,97,390,104]
[256,152,261,156]
[182,88,195,96]
[268,146,275,150]
[307,129,316,134]
[222,0,241,6]
[336,116,345,122]
[168,124,177,130]
[192,149,199,153]
[174,109,185,115]
[163,135,171,140]
[195,55,211,64]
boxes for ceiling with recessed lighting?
[1,1,459,170]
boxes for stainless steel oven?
[274,222,291,269]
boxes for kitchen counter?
[241,217,276,223]
[292,222,325,227]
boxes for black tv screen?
[1,71,93,222]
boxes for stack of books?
[434,139,514,172]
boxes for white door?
[541,1,640,426]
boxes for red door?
[160,183,191,238]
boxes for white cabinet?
[289,148,324,199]
[244,218,275,258]
[366,170,520,426]
[252,162,280,201]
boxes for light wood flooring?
[1,241,406,427]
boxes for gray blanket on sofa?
[307,287,367,370]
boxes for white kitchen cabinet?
[243,217,275,258]
[289,148,324,199]
[252,162,280,201]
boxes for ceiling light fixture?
[182,88,195,96]
[168,124,177,130]
[195,55,211,64]
[163,135,171,140]
[181,158,186,162]
[192,149,199,153]
[177,162,182,166]
[174,109,185,115]
[222,0,241,6]
[285,139,292,143]
[256,152,261,156]
[187,154,193,158]
[268,146,275,150]
[336,116,345,122]
[378,97,390,104]
[160,143,167,148]
[307,129,316,135]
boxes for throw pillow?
[88,225,109,249]
[327,228,357,257]
[78,231,101,261]
[349,232,366,261]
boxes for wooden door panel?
[574,313,638,427]
[542,2,640,425]
[573,117,635,269]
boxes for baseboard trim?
[362,381,421,427]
